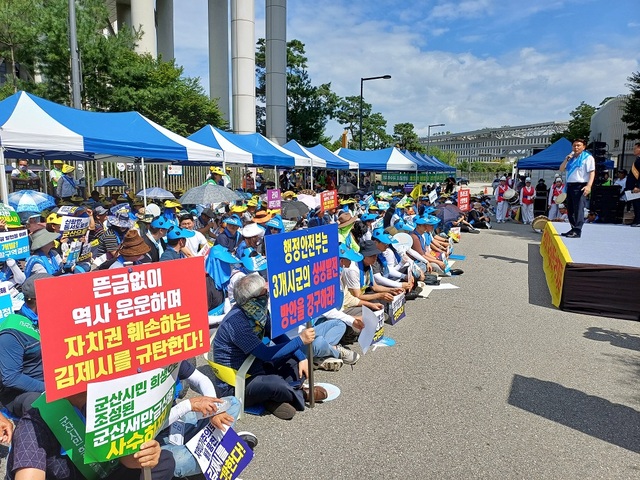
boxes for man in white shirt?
[179,213,209,255]
[559,138,595,238]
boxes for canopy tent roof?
[420,153,456,172]
[516,138,572,170]
[282,140,327,168]
[0,91,224,162]
[334,147,418,171]
[188,126,309,167]
[306,144,359,170]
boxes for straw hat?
[30,229,60,251]
[230,204,247,213]
[119,230,151,257]
[164,199,182,209]
[282,191,297,200]
[46,213,62,225]
[252,210,273,224]
[337,212,357,228]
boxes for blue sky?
[174,0,639,140]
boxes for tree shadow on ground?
[527,244,553,309]
[508,374,640,453]
[583,327,640,352]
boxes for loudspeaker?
[590,186,622,223]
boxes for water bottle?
[194,398,232,419]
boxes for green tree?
[333,95,392,149]
[426,145,457,166]
[255,38,337,145]
[622,71,640,140]
[0,0,38,92]
[549,101,596,143]
[0,0,224,135]
[393,123,425,153]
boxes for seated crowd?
[0,179,483,479]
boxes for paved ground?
[229,220,640,479]
[4,217,640,479]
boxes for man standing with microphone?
[559,138,595,238]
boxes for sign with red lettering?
[320,190,338,213]
[458,188,471,212]
[35,257,209,401]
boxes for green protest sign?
[84,363,179,463]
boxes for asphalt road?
[3,217,640,479]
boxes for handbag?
[423,273,440,286]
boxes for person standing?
[559,138,595,238]
[548,177,564,221]
[48,160,64,191]
[56,164,78,200]
[494,176,509,223]
[627,142,640,227]
[520,177,535,224]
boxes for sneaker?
[405,291,420,301]
[314,357,343,371]
[264,401,296,420]
[336,344,360,365]
[237,431,258,450]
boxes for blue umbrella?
[136,187,175,200]
[8,190,56,213]
[95,176,126,187]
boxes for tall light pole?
[427,123,445,156]
[359,75,391,150]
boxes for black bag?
[423,274,440,286]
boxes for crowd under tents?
[0,91,224,203]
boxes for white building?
[589,95,634,172]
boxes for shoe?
[302,386,328,402]
[314,357,343,371]
[264,401,296,420]
[560,229,573,237]
[565,231,581,238]
[631,223,640,227]
[237,431,258,450]
[450,268,464,275]
[405,291,420,301]
[335,344,360,365]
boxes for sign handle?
[143,466,152,480]
[306,320,315,408]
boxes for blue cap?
[211,244,241,264]
[423,215,441,225]
[395,219,414,233]
[239,247,267,272]
[339,244,363,262]
[151,216,171,229]
[224,214,243,228]
[372,227,398,245]
[265,214,284,231]
[166,226,196,240]
[361,213,378,222]
[413,216,428,225]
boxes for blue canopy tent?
[283,140,360,189]
[335,147,418,171]
[423,153,456,173]
[516,138,572,170]
[0,91,224,203]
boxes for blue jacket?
[0,320,44,405]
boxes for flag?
[410,184,422,201]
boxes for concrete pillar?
[231,0,256,134]
[265,0,287,145]
[208,0,231,125]
[130,0,157,57]
[156,0,174,60]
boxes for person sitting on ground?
[467,202,492,229]
[236,222,264,259]
[5,390,174,480]
[142,216,169,262]
[337,212,360,252]
[551,203,570,222]
[370,228,417,299]
[0,410,12,444]
[160,226,195,262]
[212,274,325,420]
[95,203,135,262]
[0,274,49,418]
[156,361,257,478]
[179,213,209,255]
[585,210,599,224]
[214,214,243,254]
[228,249,267,304]
[109,230,151,269]
[407,216,447,274]
[23,229,64,277]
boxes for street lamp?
[359,75,391,150]
[427,123,445,155]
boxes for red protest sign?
[320,190,337,213]
[35,257,209,401]
[458,188,471,212]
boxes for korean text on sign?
[265,223,340,337]
[35,256,209,401]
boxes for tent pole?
[0,147,8,204]
[310,160,314,191]
[336,168,339,188]
[141,157,148,209]
[274,166,278,190]
[357,168,360,188]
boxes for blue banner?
[0,230,30,261]
[265,223,340,337]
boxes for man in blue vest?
[0,274,50,417]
